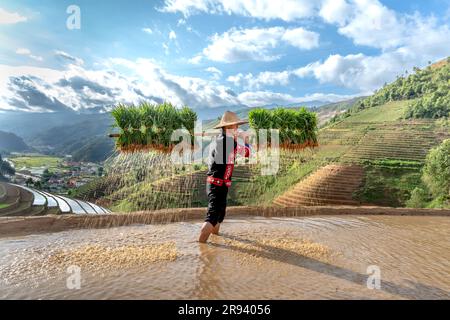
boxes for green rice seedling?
[153,102,182,147]
[127,104,146,146]
[179,106,197,135]
[249,108,272,142]
[139,102,157,144]
[248,106,319,149]
[111,104,133,149]
[111,101,198,152]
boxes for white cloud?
[177,18,186,26]
[202,27,319,63]
[161,0,448,53]
[227,70,290,89]
[237,91,356,108]
[335,0,404,50]
[54,50,84,66]
[16,48,43,62]
[0,58,241,112]
[294,48,448,93]
[162,43,170,55]
[0,8,27,24]
[205,67,222,80]
[281,28,320,50]
[188,55,203,64]
[160,0,315,22]
[16,48,31,55]
[319,0,352,26]
[169,30,177,40]
[293,10,450,91]
[142,28,153,34]
[0,58,355,113]
[227,1,450,91]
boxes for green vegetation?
[422,139,450,197]
[79,58,450,212]
[231,144,349,206]
[71,137,114,163]
[329,58,450,124]
[335,101,410,123]
[29,114,113,163]
[356,165,423,207]
[356,140,449,208]
[111,102,197,152]
[0,153,15,181]
[236,160,322,206]
[361,159,423,169]
[320,98,449,207]
[0,131,31,153]
[0,203,10,209]
[248,107,318,149]
[9,155,62,171]
[407,139,450,208]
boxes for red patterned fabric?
[207,176,232,187]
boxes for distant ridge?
[0,131,32,153]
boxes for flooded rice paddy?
[0,215,449,299]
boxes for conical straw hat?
[214,111,248,129]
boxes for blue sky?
[1,0,450,113]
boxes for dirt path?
[0,205,449,238]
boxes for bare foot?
[198,222,214,243]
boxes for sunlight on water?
[1,215,449,300]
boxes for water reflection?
[0,215,449,299]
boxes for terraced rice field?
[273,101,449,208]
[341,122,447,163]
[102,165,256,212]
[274,165,365,207]
[0,183,110,216]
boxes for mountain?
[71,136,115,162]
[0,131,33,153]
[313,97,366,126]
[194,101,329,120]
[1,99,350,163]
[28,114,114,162]
[0,111,112,140]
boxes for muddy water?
[0,215,449,300]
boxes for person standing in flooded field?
[199,111,251,243]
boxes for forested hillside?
[330,57,450,123]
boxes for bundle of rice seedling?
[111,102,197,153]
[248,107,318,150]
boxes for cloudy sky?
[1,0,450,113]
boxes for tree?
[422,139,450,199]
[42,168,52,183]
[34,180,42,190]
[25,178,33,187]
[0,153,15,179]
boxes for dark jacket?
[206,131,250,187]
